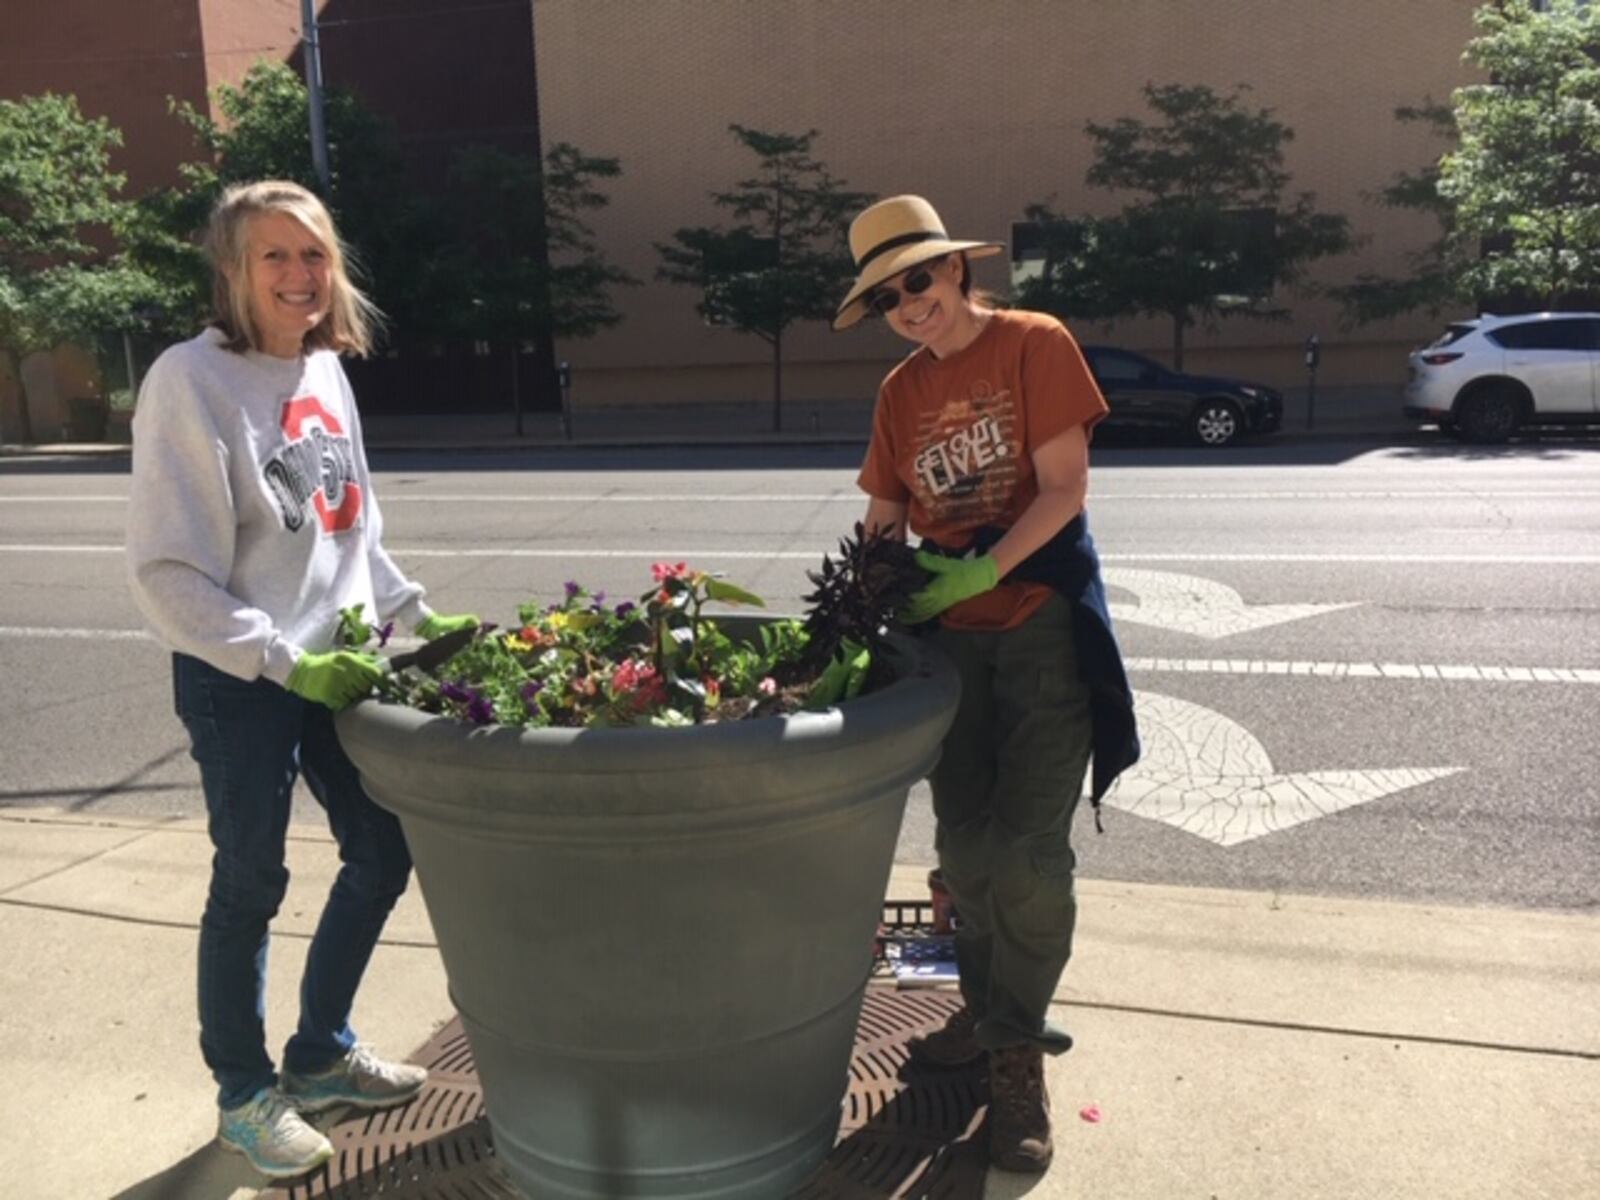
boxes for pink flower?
[611,659,667,712]
[757,676,777,697]
[651,561,690,583]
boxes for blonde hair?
[204,180,382,357]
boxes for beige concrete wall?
[533,0,1479,402]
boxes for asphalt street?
[2,436,1597,914]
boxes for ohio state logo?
[262,395,362,534]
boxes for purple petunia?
[564,580,582,601]
[377,621,395,648]
[520,680,545,706]
[440,680,495,725]
[614,601,637,619]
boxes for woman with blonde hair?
[835,195,1138,1174]
[126,180,477,1178]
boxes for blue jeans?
[173,652,412,1110]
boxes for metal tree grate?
[265,987,986,1199]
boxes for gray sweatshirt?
[126,328,432,685]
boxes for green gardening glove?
[805,639,871,709]
[285,650,385,710]
[417,612,480,640]
[901,552,1000,625]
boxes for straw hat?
[832,195,1003,330]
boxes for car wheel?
[1190,399,1242,447]
[1454,386,1521,445]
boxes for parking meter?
[558,360,573,441]
[1304,334,1321,429]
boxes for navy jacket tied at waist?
[920,511,1140,827]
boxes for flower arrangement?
[339,525,927,729]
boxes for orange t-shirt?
[856,308,1108,630]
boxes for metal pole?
[512,345,524,438]
[300,0,331,191]
[122,331,139,402]
[559,361,572,441]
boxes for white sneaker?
[281,1043,428,1113]
[217,1087,334,1178]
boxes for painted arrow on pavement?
[1094,692,1462,846]
[1103,568,1360,639]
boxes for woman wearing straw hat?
[836,195,1138,1173]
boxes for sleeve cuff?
[261,637,302,687]
[398,598,434,633]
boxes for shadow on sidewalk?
[109,1138,261,1200]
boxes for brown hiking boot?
[988,1043,1053,1172]
[907,1005,983,1067]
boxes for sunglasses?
[865,259,944,317]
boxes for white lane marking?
[1124,657,1600,683]
[0,626,154,641]
[2,625,1595,682]
[4,543,1600,566]
[1100,692,1462,846]
[1104,568,1361,638]
[5,489,1599,503]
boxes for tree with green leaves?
[132,61,417,342]
[1442,0,1600,307]
[1338,2,1600,324]
[1018,83,1352,369]
[1327,101,1462,325]
[656,126,871,431]
[0,93,164,442]
[432,142,636,425]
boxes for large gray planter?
[336,621,959,1199]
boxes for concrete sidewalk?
[1,806,1593,1199]
[0,385,1421,459]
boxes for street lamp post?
[300,0,331,191]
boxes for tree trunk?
[2,349,34,445]
[1171,313,1186,372]
[772,327,783,433]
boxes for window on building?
[1009,207,1277,303]
[1009,218,1089,290]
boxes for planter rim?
[335,625,960,827]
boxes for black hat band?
[856,229,947,271]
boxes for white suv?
[1403,312,1600,443]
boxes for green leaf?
[704,578,767,607]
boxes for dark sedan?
[1082,345,1284,447]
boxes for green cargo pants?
[926,592,1091,1055]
